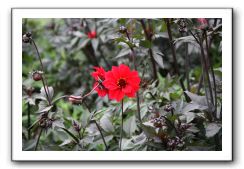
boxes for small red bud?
[32,71,42,81]
[87,31,97,39]
[68,95,82,104]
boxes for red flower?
[197,18,208,25]
[103,64,140,102]
[196,18,208,30]
[87,31,97,39]
[91,67,108,97]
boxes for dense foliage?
[22,18,222,151]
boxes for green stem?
[165,19,190,102]
[199,39,213,121]
[94,120,108,151]
[31,39,51,105]
[181,32,190,91]
[140,19,157,80]
[119,99,124,151]
[51,95,69,104]
[27,103,31,139]
[34,128,43,151]
[204,31,217,117]
[125,30,142,124]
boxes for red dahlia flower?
[91,67,108,97]
[87,31,97,39]
[197,18,208,25]
[103,64,140,102]
[196,18,208,30]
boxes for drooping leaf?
[123,115,137,136]
[91,39,99,52]
[37,100,53,113]
[141,122,157,138]
[184,112,196,123]
[59,139,72,147]
[182,103,208,114]
[79,38,90,48]
[52,119,65,129]
[40,86,54,100]
[153,51,164,69]
[100,115,114,133]
[115,48,130,59]
[80,110,91,128]
[205,123,221,138]
[61,127,79,143]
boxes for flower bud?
[87,31,96,39]
[72,120,81,132]
[68,95,82,104]
[32,71,43,81]
[164,103,174,112]
[119,25,127,34]
[177,19,187,33]
[197,18,209,31]
[22,32,32,43]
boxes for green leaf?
[174,36,197,45]
[40,86,54,100]
[205,123,221,138]
[187,125,200,133]
[61,127,79,143]
[115,48,130,59]
[59,139,72,147]
[52,119,65,129]
[91,39,99,52]
[184,91,212,111]
[80,110,91,128]
[184,112,196,123]
[153,51,164,69]
[141,122,157,138]
[100,115,114,133]
[182,103,208,114]
[23,139,36,151]
[37,101,53,113]
[139,40,152,48]
[70,37,79,47]
[114,37,135,48]
[123,115,137,136]
[79,38,90,48]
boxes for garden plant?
[22,18,222,151]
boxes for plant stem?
[34,128,43,151]
[199,38,214,106]
[181,32,190,91]
[78,132,82,140]
[140,19,157,80]
[51,95,69,104]
[119,99,124,151]
[41,77,51,105]
[165,19,190,102]
[94,120,108,151]
[82,100,108,150]
[197,74,203,94]
[125,31,142,124]
[199,38,214,121]
[27,103,31,139]
[81,83,100,99]
[31,39,51,105]
[204,31,217,117]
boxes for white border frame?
[12,8,232,161]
